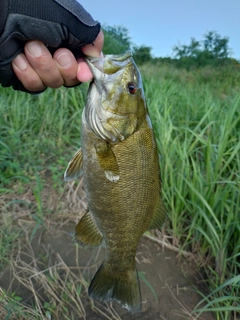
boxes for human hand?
[0,0,103,93]
[12,30,104,92]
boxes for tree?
[102,25,131,55]
[172,31,231,68]
[132,45,152,65]
[203,31,229,59]
[173,38,200,58]
[101,25,154,65]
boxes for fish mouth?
[84,51,136,143]
[85,51,133,76]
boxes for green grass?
[142,63,240,319]
[1,63,240,319]
[0,85,86,267]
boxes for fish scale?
[64,51,166,312]
[82,127,159,236]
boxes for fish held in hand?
[64,51,166,312]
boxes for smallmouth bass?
[64,51,166,312]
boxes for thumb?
[81,30,104,58]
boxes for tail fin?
[88,263,142,313]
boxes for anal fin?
[148,197,167,230]
[75,210,103,246]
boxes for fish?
[64,51,166,312]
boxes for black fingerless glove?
[0,0,101,92]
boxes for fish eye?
[127,82,137,94]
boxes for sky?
[78,0,240,60]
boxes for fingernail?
[55,52,72,68]
[26,41,43,57]
[12,54,28,71]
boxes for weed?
[0,63,239,319]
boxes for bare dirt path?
[0,223,215,320]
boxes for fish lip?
[86,51,132,64]
[85,51,133,75]
[85,58,100,75]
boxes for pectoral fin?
[75,209,103,247]
[95,141,119,182]
[148,197,167,230]
[64,148,83,182]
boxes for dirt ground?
[0,221,215,320]
[0,178,216,319]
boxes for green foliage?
[203,31,229,58]
[133,45,153,65]
[1,50,240,319]
[0,224,20,269]
[0,85,87,188]
[0,288,42,319]
[102,25,131,54]
[101,25,237,72]
[141,63,240,319]
[102,25,154,63]
[173,31,232,68]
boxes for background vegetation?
[102,26,239,68]
[0,26,240,319]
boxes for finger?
[77,57,93,82]
[53,49,79,87]
[77,30,104,82]
[81,30,104,58]
[12,53,46,92]
[24,41,64,88]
